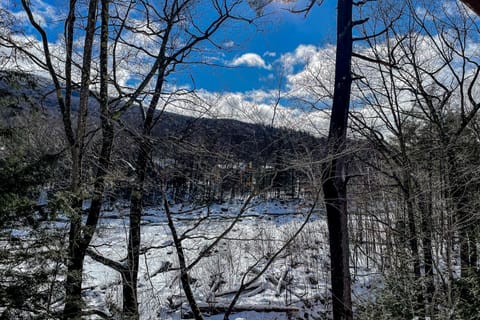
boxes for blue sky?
[177,0,338,93]
[11,0,338,94]
[0,0,341,132]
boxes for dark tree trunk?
[123,161,145,318]
[322,181,353,320]
[122,266,139,318]
[63,243,85,319]
[123,66,166,317]
[321,1,353,319]
[63,1,113,317]
[404,182,421,280]
[62,0,99,317]
[164,198,204,320]
[418,180,435,315]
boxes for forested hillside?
[1,1,480,319]
[0,70,324,203]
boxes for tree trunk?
[122,127,151,317]
[123,65,166,317]
[419,192,435,315]
[122,266,139,318]
[63,1,112,317]
[123,176,143,318]
[63,236,85,319]
[323,181,352,320]
[404,182,421,279]
[164,198,204,320]
[321,1,353,319]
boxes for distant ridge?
[0,70,324,164]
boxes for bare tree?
[349,0,480,317]
[4,1,117,318]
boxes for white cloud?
[4,0,60,28]
[163,88,331,136]
[223,40,235,48]
[280,44,321,73]
[260,73,275,82]
[277,44,336,108]
[263,51,276,57]
[230,53,271,70]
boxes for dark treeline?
[1,70,324,205]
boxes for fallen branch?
[86,248,126,273]
[214,282,263,297]
[183,303,299,317]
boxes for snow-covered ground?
[0,198,382,319]
[78,198,381,319]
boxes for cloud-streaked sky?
[2,0,478,136]
[181,0,338,93]
[0,0,338,104]
[0,0,337,129]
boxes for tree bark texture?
[64,1,115,317]
[63,0,99,318]
[321,1,353,319]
